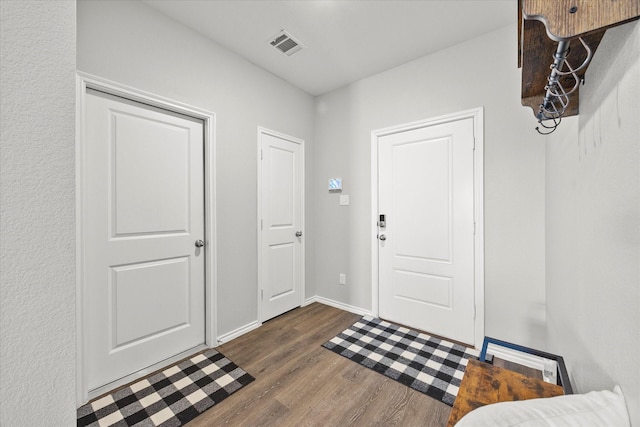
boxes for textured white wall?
[313,21,549,349]
[77,0,315,336]
[546,21,640,425]
[0,1,77,425]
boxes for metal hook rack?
[535,37,593,135]
[519,0,639,135]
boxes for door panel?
[394,137,452,261]
[378,118,475,345]
[269,147,295,226]
[111,257,190,348]
[112,111,190,235]
[84,89,205,391]
[260,131,303,322]
[394,270,452,308]
[269,243,295,297]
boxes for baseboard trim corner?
[216,320,261,345]
[304,295,372,317]
[217,297,369,345]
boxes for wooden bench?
[447,359,565,426]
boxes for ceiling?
[143,0,515,96]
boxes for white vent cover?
[269,30,305,57]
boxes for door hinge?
[261,289,264,301]
[261,219,263,231]
[261,149,263,160]
[473,221,476,235]
[473,137,476,150]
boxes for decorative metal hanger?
[535,37,593,135]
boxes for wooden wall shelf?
[519,0,639,123]
[522,0,639,41]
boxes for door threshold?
[85,344,208,403]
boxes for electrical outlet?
[339,273,346,285]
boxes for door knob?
[195,239,205,248]
[379,234,387,241]
[295,231,303,237]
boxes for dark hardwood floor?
[189,303,452,426]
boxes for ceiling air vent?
[269,30,305,57]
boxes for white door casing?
[258,128,304,322]
[78,73,217,403]
[372,109,484,347]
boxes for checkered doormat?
[77,349,254,427]
[322,316,479,406]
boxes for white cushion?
[455,386,630,427]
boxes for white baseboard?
[304,295,372,317]
[217,296,370,345]
[216,320,261,345]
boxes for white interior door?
[259,129,304,322]
[378,117,476,345]
[83,88,206,391]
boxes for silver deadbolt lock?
[295,231,303,237]
[195,240,205,248]
[379,234,387,241]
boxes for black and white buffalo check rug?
[77,349,254,427]
[322,316,479,406]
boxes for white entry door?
[83,89,206,391]
[377,116,477,345]
[259,129,304,322]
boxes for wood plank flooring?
[189,303,452,426]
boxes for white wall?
[313,23,548,349]
[77,0,316,336]
[0,1,77,425]
[546,21,640,425]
